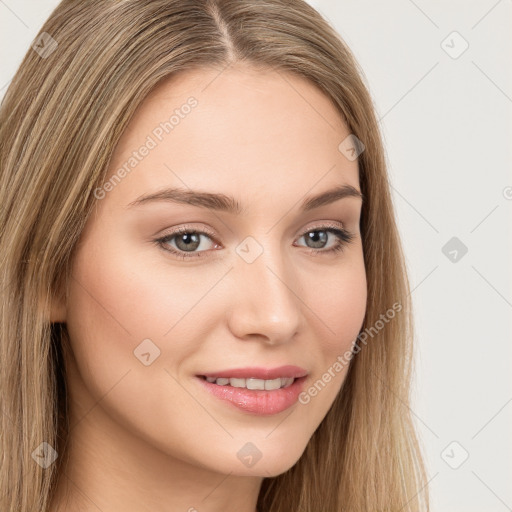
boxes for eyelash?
[154,224,355,261]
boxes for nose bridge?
[227,236,302,342]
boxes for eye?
[154,226,219,260]
[154,223,355,260]
[295,225,355,255]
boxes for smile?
[195,366,309,415]
[200,376,295,390]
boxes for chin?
[226,457,301,478]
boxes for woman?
[0,0,429,510]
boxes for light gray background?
[1,1,511,511]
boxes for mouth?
[195,366,308,415]
[198,375,297,390]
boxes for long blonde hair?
[0,1,429,510]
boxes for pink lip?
[197,375,307,415]
[200,365,308,380]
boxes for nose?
[226,243,303,345]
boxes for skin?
[50,62,367,512]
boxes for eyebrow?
[126,184,363,214]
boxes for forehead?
[103,63,360,210]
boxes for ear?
[50,277,67,323]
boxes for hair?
[0,0,430,510]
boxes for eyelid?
[158,223,218,242]
[297,220,346,235]
[156,220,347,244]
[154,220,354,260]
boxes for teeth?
[246,378,265,390]
[204,376,296,389]
[230,378,246,388]
[264,378,281,390]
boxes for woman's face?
[55,63,367,478]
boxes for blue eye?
[295,227,355,255]
[154,225,355,261]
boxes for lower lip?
[196,376,307,415]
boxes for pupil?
[176,232,200,251]
[307,231,327,248]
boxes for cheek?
[64,237,225,460]
[306,249,367,352]
[64,230,229,406]
[67,233,209,352]
[297,253,366,409]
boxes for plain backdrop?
[1,1,511,511]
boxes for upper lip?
[199,365,308,380]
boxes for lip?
[200,365,308,380]
[196,375,307,415]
